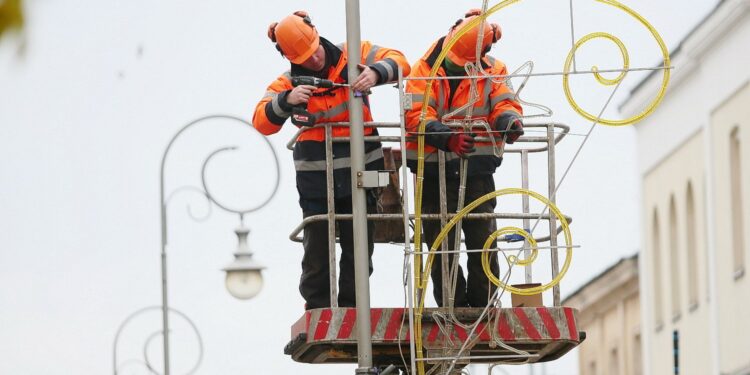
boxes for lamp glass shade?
[225,269,263,300]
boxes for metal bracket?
[356,170,390,188]
[355,367,378,375]
[401,93,413,110]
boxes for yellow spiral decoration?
[410,1,668,372]
[562,0,671,126]
[410,4,521,371]
[420,188,572,298]
[476,190,573,296]
[587,33,630,86]
[495,227,539,266]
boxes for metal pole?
[325,125,339,307]
[157,114,275,375]
[521,150,532,283]
[438,151,450,307]
[546,124,561,306]
[160,204,170,375]
[397,67,417,375]
[113,306,204,375]
[344,1,374,372]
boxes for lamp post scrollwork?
[113,114,280,375]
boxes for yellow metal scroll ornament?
[476,189,573,296]
[411,1,669,373]
[562,0,671,126]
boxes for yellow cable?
[411,4,521,373]
[482,226,539,267]
[478,189,573,295]
[410,1,668,372]
[420,188,572,298]
[562,0,671,126]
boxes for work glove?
[446,132,476,158]
[504,117,524,144]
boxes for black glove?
[495,114,524,144]
[505,117,524,144]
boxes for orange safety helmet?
[443,9,502,66]
[267,11,320,64]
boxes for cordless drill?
[291,76,343,89]
[290,76,346,127]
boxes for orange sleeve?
[361,41,411,84]
[487,60,523,130]
[252,72,294,136]
[404,60,441,134]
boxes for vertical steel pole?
[397,67,417,375]
[438,151,450,307]
[160,201,170,375]
[160,147,172,375]
[345,0,374,372]
[547,124,561,306]
[521,150,532,284]
[325,125,339,307]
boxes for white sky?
[0,0,719,374]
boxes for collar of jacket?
[424,36,492,72]
[290,37,342,79]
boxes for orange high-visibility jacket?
[253,37,410,199]
[405,38,523,177]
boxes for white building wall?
[628,0,750,176]
[643,133,711,375]
[710,83,750,374]
[621,1,750,374]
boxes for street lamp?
[112,114,280,375]
[197,144,278,301]
[223,225,265,300]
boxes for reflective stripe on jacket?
[405,38,523,177]
[253,39,411,143]
[252,38,411,199]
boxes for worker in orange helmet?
[253,11,411,310]
[405,10,524,308]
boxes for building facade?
[564,256,641,375]
[621,0,750,374]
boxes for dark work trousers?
[421,174,500,308]
[299,194,375,310]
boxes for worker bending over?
[253,11,411,310]
[405,10,524,308]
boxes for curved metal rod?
[141,324,202,375]
[165,186,213,223]
[200,146,280,216]
[116,358,154,375]
[487,363,512,375]
[159,114,269,375]
[500,61,554,119]
[144,330,166,374]
[284,121,398,150]
[288,212,572,244]
[113,305,204,375]
[285,122,570,154]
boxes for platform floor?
[284,307,583,367]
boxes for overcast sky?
[0,0,719,374]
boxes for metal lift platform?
[284,307,583,367]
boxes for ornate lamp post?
[198,145,278,300]
[113,114,280,375]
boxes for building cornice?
[621,0,750,119]
[563,255,639,313]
